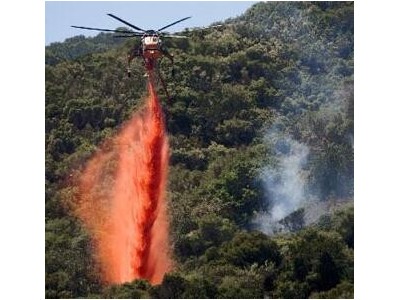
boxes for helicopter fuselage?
[141,35,163,70]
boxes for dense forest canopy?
[46,2,353,298]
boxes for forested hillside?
[45,2,354,298]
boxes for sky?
[45,1,257,45]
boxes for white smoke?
[266,137,309,220]
[254,128,309,234]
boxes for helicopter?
[72,13,191,100]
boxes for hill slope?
[45,2,353,298]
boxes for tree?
[219,231,281,267]
[151,273,187,299]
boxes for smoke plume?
[254,127,309,234]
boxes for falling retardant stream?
[74,73,172,285]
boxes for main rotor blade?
[158,16,191,32]
[107,13,145,32]
[162,35,188,39]
[71,25,138,34]
[113,35,142,38]
[188,24,224,32]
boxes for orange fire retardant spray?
[75,75,172,285]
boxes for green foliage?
[45,217,102,298]
[273,279,310,299]
[151,273,187,299]
[101,280,151,299]
[46,1,353,298]
[272,227,354,298]
[317,204,354,248]
[46,31,127,65]
[309,281,354,299]
[219,231,281,267]
[189,144,269,225]
[174,214,238,259]
[182,275,218,298]
[217,273,264,299]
